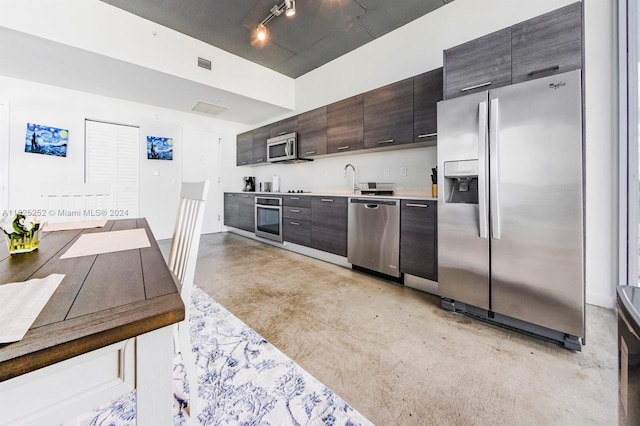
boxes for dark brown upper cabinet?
[413,68,443,144]
[443,28,512,100]
[270,116,298,138]
[297,106,327,158]
[364,78,414,149]
[511,2,582,84]
[236,131,253,166]
[252,125,270,164]
[326,94,364,154]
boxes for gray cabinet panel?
[298,107,327,157]
[327,95,364,154]
[284,219,311,247]
[311,196,347,256]
[511,2,582,83]
[224,193,239,227]
[444,28,512,99]
[283,206,311,221]
[413,68,442,144]
[400,199,437,281]
[270,116,298,138]
[364,78,414,149]
[252,125,270,165]
[237,193,255,232]
[283,195,311,208]
[236,132,253,166]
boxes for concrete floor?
[165,232,618,425]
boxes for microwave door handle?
[284,141,290,157]
[478,100,489,239]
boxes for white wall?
[0,75,246,240]
[0,0,295,111]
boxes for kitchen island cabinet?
[311,196,348,256]
[400,199,437,281]
[364,78,414,149]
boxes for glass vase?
[5,230,41,254]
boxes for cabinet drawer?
[283,206,311,221]
[311,196,347,213]
[284,219,311,247]
[283,195,311,208]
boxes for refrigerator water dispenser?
[443,160,479,204]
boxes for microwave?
[267,132,297,162]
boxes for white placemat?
[44,220,108,232]
[0,274,65,343]
[60,228,150,259]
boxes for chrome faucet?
[344,163,357,194]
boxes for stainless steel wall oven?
[255,196,283,242]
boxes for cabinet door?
[223,193,239,228]
[326,95,364,154]
[400,200,437,281]
[252,125,270,164]
[311,197,348,256]
[511,2,582,84]
[283,219,311,247]
[298,107,327,157]
[236,132,253,166]
[270,116,298,138]
[443,28,512,99]
[237,194,255,232]
[364,78,414,149]
[413,68,443,144]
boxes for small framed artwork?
[147,136,173,160]
[25,123,68,157]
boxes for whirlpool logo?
[549,81,566,90]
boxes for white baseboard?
[586,291,616,309]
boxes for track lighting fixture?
[254,0,297,44]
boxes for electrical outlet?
[400,166,407,176]
[384,168,390,177]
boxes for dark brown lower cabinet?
[400,199,437,281]
[224,193,254,232]
[311,196,347,256]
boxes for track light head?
[285,0,296,17]
[256,24,267,41]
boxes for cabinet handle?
[461,82,492,92]
[406,203,428,208]
[377,139,394,144]
[290,197,300,200]
[227,194,234,197]
[336,146,350,151]
[256,158,264,162]
[418,133,437,139]
[527,65,560,76]
[305,151,316,155]
[321,199,334,202]
[240,161,248,165]
[278,132,287,136]
[290,221,300,226]
[290,209,300,213]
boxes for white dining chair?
[168,180,210,423]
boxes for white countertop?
[228,191,437,201]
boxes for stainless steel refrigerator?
[437,70,584,350]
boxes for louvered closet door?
[85,120,139,218]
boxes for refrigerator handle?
[478,101,489,239]
[489,98,501,240]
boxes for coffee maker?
[243,176,255,192]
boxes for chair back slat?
[168,181,209,316]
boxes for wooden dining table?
[0,218,184,425]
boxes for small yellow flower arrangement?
[0,214,46,254]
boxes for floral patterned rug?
[79,286,372,425]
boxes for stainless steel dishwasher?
[348,198,400,277]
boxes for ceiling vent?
[192,101,229,116]
[197,57,212,70]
